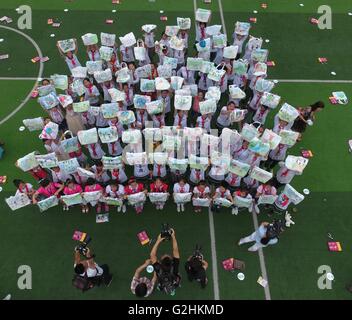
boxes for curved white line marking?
[0,25,44,126]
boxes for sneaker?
[181,204,185,212]
[254,204,260,215]
[232,207,238,215]
[2,294,11,300]
[248,244,259,252]
[177,204,181,213]
[122,205,126,213]
[117,205,121,213]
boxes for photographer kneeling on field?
[238,220,285,252]
[185,245,208,288]
[73,246,113,291]
[150,225,181,295]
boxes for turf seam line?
[208,206,220,300]
[0,25,44,126]
[217,0,228,38]
[251,211,272,300]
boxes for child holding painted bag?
[56,39,81,71]
[105,180,126,213]
[149,177,169,210]
[62,179,83,212]
[124,178,147,214]
[83,178,108,214]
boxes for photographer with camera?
[150,225,181,295]
[238,220,285,252]
[131,259,157,298]
[185,245,208,289]
[73,245,113,291]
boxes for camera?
[192,244,203,261]
[266,219,285,239]
[75,243,89,256]
[161,223,173,241]
[73,231,92,256]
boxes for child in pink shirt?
[83,178,108,214]
[32,179,64,204]
[63,179,83,212]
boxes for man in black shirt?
[150,228,181,295]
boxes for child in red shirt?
[28,166,49,181]
[149,177,169,210]
[124,177,147,214]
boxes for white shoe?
[177,204,181,213]
[117,205,121,212]
[181,204,185,212]
[254,204,260,215]
[3,294,11,300]
[122,205,126,213]
[232,207,238,215]
[248,244,259,252]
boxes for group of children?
[13,12,324,218]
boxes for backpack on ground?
[72,274,95,292]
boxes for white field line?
[217,0,227,38]
[193,0,198,32]
[269,79,352,84]
[208,207,220,300]
[194,0,220,301]
[0,77,39,81]
[0,25,44,126]
[0,77,41,81]
[251,211,272,300]
[217,0,272,300]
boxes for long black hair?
[310,101,325,111]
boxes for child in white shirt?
[173,178,191,212]
[105,181,126,213]
[85,142,105,160]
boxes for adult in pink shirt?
[32,179,64,204]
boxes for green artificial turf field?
[1,0,352,300]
